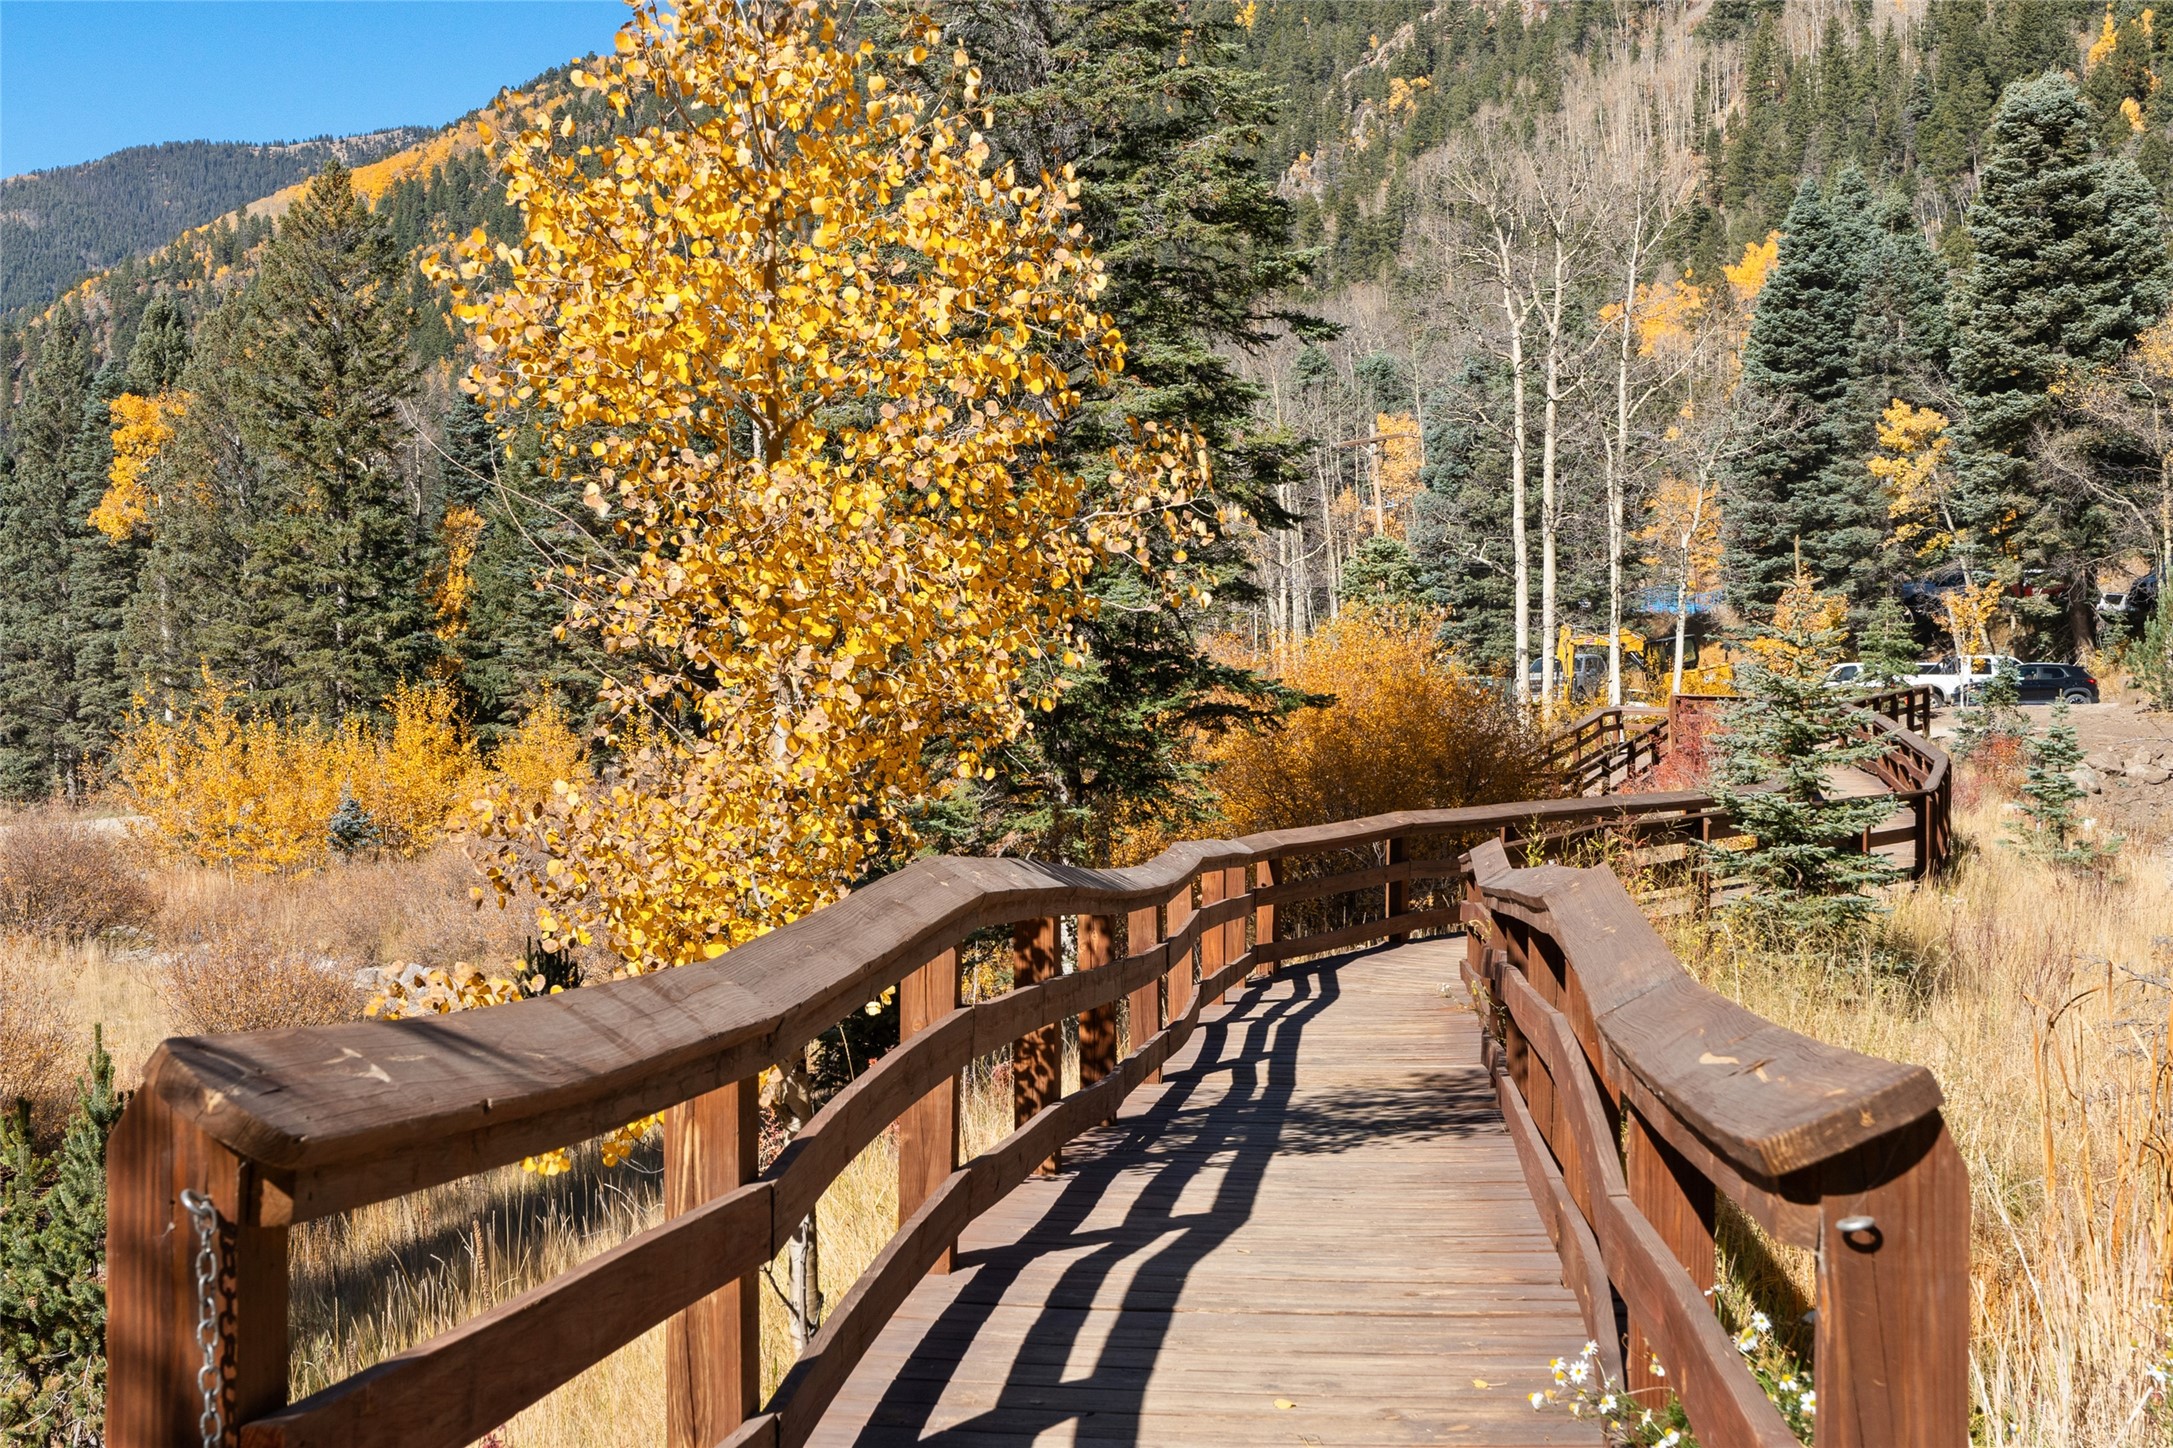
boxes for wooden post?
[897,948,960,1274]
[1813,1114,1971,1448]
[106,1086,288,1448]
[1198,868,1227,1004]
[1125,902,1163,1083]
[1624,1105,1714,1397]
[1077,915,1118,1088]
[1222,865,1248,990]
[1253,860,1281,980]
[664,1078,761,1445]
[1013,917,1062,1175]
[1165,881,1197,1028]
[1385,836,1409,944]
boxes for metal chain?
[177,1188,225,1448]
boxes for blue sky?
[1,1,630,177]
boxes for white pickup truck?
[1902,653,2021,705]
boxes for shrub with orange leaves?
[1207,608,1555,837]
[438,0,1214,973]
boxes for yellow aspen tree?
[433,0,1210,972]
[1640,473,1722,694]
[92,391,190,540]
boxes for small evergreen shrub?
[1,1029,124,1445]
[2131,601,2173,711]
[1707,571,1903,935]
[326,788,381,859]
[2008,705,2122,871]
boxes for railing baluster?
[1253,859,1280,980]
[1077,914,1119,1089]
[1125,901,1163,1083]
[666,1079,761,1444]
[107,1092,287,1448]
[1164,880,1196,1028]
[1220,865,1248,996]
[896,949,960,1275]
[1011,918,1063,1175]
[1624,1105,1715,1397]
[1385,836,1409,943]
[1198,869,1228,1005]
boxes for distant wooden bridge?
[107,689,1965,1447]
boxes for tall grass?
[1662,791,2173,1446]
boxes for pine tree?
[1708,569,1904,934]
[0,1029,125,1442]
[63,363,144,782]
[118,298,257,707]
[439,393,602,746]
[890,0,1316,864]
[0,312,91,799]
[2009,704,2120,869]
[1729,179,1883,613]
[232,163,432,719]
[1339,536,1426,612]
[1853,194,1954,396]
[1856,595,1921,687]
[125,295,191,392]
[1953,72,2171,647]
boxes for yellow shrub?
[113,673,483,871]
[486,693,591,812]
[354,681,484,853]
[1209,608,1555,836]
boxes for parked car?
[1960,662,2099,705]
[1903,653,2022,705]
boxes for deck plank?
[806,939,1604,1447]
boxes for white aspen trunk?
[1368,440,1386,537]
[1502,261,1531,705]
[1320,456,1341,620]
[1539,234,1565,720]
[1607,206,1644,708]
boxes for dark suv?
[1962,663,2098,705]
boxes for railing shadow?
[837,944,1494,1445]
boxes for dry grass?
[1661,784,2173,1447]
[56,789,2171,1443]
[0,809,154,939]
[278,1068,1018,1448]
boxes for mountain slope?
[1,131,428,317]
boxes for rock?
[2069,765,2104,794]
[2087,749,2125,772]
[2130,764,2172,785]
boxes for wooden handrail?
[1461,838,1968,1445]
[107,689,1960,1448]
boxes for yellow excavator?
[1539,627,1736,701]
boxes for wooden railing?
[1545,704,1670,796]
[106,693,1961,1448]
[1460,840,1968,1446]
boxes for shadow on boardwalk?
[818,943,1594,1447]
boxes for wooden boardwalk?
[811,941,1603,1447]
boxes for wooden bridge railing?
[1461,840,1968,1446]
[106,692,1961,1448]
[1544,704,1669,796]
